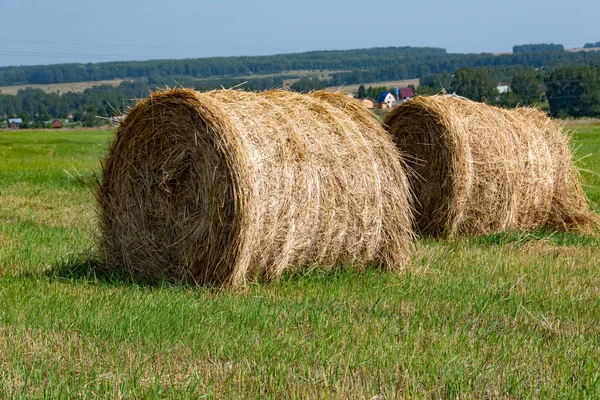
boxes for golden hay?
[384,95,599,236]
[97,88,413,286]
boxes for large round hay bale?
[98,88,413,286]
[384,95,599,236]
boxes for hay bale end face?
[384,95,599,236]
[98,89,413,286]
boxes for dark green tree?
[289,77,326,93]
[17,111,30,129]
[496,91,522,108]
[364,86,388,100]
[546,66,600,118]
[72,111,84,122]
[420,71,452,91]
[513,43,564,53]
[82,105,99,127]
[511,69,541,105]
[450,68,497,102]
[413,84,438,96]
[357,84,366,99]
[30,119,44,129]
[38,107,51,123]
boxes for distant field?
[325,78,420,94]
[235,69,348,80]
[566,47,600,53]
[0,122,599,397]
[0,79,129,95]
[491,47,600,56]
[0,73,418,96]
[196,69,349,89]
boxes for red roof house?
[398,87,414,100]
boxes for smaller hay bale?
[384,95,599,236]
[97,88,413,286]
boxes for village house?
[378,92,396,109]
[377,88,414,109]
[397,87,414,101]
[7,118,23,129]
[51,120,63,129]
[496,81,510,94]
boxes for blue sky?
[1,0,599,67]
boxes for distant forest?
[512,43,564,53]
[2,44,600,124]
[0,47,447,86]
[2,45,600,88]
[328,50,600,86]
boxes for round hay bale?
[384,95,599,236]
[98,88,413,286]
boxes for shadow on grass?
[46,229,597,289]
[462,229,600,248]
[270,262,395,287]
[47,255,197,290]
[47,254,389,290]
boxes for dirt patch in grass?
[0,79,129,95]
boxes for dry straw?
[98,88,413,286]
[384,95,599,236]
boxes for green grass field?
[0,123,599,398]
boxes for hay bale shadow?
[48,255,370,289]
[463,228,600,248]
[48,255,195,289]
[274,262,387,285]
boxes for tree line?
[2,43,598,89]
[416,65,600,118]
[512,43,564,53]
[0,46,446,86]
[327,50,600,87]
[0,74,310,127]
[2,44,600,125]
[4,63,599,126]
[583,42,600,49]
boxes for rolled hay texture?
[384,95,599,236]
[98,88,413,286]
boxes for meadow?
[0,79,128,96]
[0,123,599,398]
